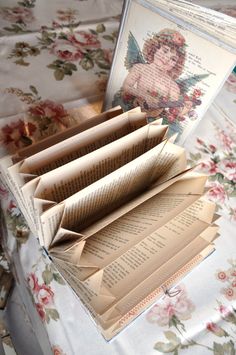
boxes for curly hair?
[142,29,186,80]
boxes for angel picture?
[113,29,208,131]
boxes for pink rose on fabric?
[96,77,108,92]
[36,303,46,321]
[27,273,40,293]
[146,285,195,326]
[28,100,68,126]
[103,49,113,65]
[225,73,236,94]
[218,160,236,182]
[223,287,236,301]
[8,200,16,210]
[69,31,101,50]
[218,304,232,318]
[206,322,227,337]
[52,345,66,355]
[1,6,35,23]
[232,280,236,287]
[0,185,9,200]
[200,160,218,175]
[50,41,84,62]
[196,138,204,145]
[1,119,36,148]
[216,271,228,282]
[209,144,217,153]
[37,284,54,306]
[7,200,21,217]
[231,269,236,277]
[217,130,234,152]
[57,9,77,22]
[207,182,226,203]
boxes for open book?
[0,107,218,340]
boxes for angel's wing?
[124,31,146,70]
[177,74,209,94]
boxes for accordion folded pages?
[0,106,218,340]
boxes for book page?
[51,196,214,283]
[41,138,167,245]
[50,173,207,263]
[13,106,123,161]
[19,109,147,177]
[88,200,215,314]
[52,226,217,340]
[78,194,201,270]
[61,141,185,231]
[154,0,236,46]
[40,139,185,248]
[32,122,168,204]
[99,234,216,320]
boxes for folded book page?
[4,108,150,238]
[23,121,168,245]
[39,135,186,248]
[12,106,123,161]
[0,107,126,233]
[51,173,218,339]
[6,107,146,210]
[12,107,147,179]
[0,104,218,340]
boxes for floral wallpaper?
[187,121,236,221]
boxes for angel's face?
[153,45,178,71]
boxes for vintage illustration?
[113,29,208,135]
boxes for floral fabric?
[0,1,236,355]
[0,0,122,36]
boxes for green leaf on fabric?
[102,35,114,42]
[58,33,68,40]
[53,273,66,285]
[96,24,106,33]
[80,57,94,70]
[223,341,236,355]
[229,189,236,197]
[47,308,60,321]
[20,136,32,146]
[90,49,104,60]
[29,85,38,95]
[14,59,29,66]
[54,69,65,81]
[65,62,77,71]
[164,331,180,345]
[154,341,178,353]
[42,269,53,285]
[95,58,110,70]
[189,152,201,161]
[47,63,58,70]
[213,342,224,355]
[215,173,224,183]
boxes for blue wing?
[124,31,146,70]
[177,74,209,94]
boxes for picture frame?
[104,0,236,143]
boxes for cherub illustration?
[113,29,208,123]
